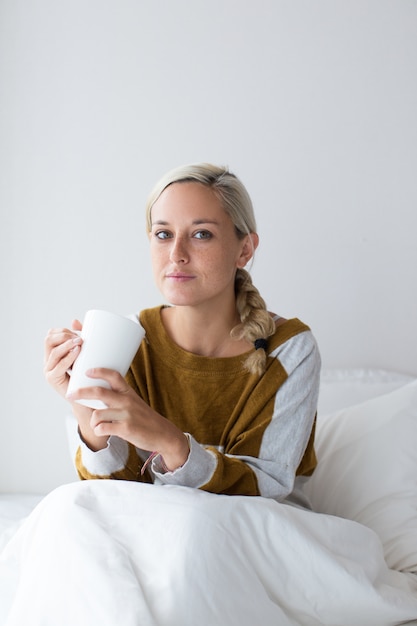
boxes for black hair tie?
[254,338,268,351]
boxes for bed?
[0,369,416,625]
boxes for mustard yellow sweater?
[76,306,321,501]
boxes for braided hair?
[231,268,275,375]
[145,163,276,375]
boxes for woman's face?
[149,182,257,309]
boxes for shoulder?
[268,316,321,377]
[138,305,165,331]
[268,315,314,349]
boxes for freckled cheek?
[150,249,166,283]
[203,256,238,285]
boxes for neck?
[162,303,249,358]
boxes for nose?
[169,235,189,264]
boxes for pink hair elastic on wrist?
[141,451,169,475]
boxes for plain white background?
[1,0,416,493]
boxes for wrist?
[162,433,190,471]
[144,433,190,475]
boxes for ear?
[237,233,259,268]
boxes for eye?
[193,230,212,240]
[154,230,172,240]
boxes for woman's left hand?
[67,368,190,472]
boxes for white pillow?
[318,368,416,415]
[305,380,417,574]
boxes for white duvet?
[2,375,417,625]
[0,479,416,626]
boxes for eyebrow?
[151,219,220,227]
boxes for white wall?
[1,0,416,493]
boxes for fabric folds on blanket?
[0,480,417,626]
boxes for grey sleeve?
[236,330,321,500]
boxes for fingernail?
[72,336,82,344]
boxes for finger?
[44,346,81,390]
[91,418,124,438]
[45,327,78,347]
[66,382,123,409]
[44,335,82,371]
[71,319,83,332]
[90,408,139,442]
[90,407,126,428]
[44,328,82,362]
[84,368,130,394]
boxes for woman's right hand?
[44,320,83,399]
[44,320,109,451]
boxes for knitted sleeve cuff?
[151,434,217,488]
[77,434,131,477]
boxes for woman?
[44,163,320,504]
[5,165,416,626]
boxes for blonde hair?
[146,163,275,375]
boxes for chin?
[164,293,209,308]
[160,292,195,307]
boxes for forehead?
[151,182,227,222]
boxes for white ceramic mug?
[67,309,145,409]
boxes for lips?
[166,272,195,281]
